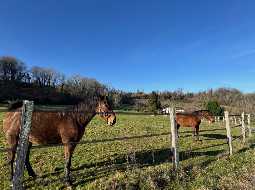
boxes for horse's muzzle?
[108,116,116,126]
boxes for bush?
[148,91,161,114]
[205,100,224,116]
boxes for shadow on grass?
[24,146,226,188]
[180,128,225,135]
[70,147,225,187]
[31,135,255,188]
[201,134,227,140]
[234,141,255,155]
[23,141,229,188]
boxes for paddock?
[1,104,255,189]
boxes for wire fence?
[0,109,253,154]
[0,132,172,153]
[0,103,254,188]
[0,109,253,150]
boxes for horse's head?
[96,95,116,126]
[203,111,215,123]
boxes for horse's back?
[29,112,63,144]
[176,113,201,127]
[3,110,22,136]
[3,110,75,145]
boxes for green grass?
[0,111,255,190]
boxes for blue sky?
[0,0,255,93]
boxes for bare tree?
[64,75,106,98]
[0,56,27,81]
[31,66,63,87]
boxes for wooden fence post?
[224,111,233,156]
[12,100,34,190]
[234,116,237,125]
[247,114,251,137]
[241,112,246,143]
[169,107,179,170]
[239,118,242,125]
[230,117,233,124]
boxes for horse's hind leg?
[6,134,18,180]
[25,142,36,178]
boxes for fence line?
[0,110,252,154]
[0,132,171,153]
[231,124,242,129]
[223,110,254,156]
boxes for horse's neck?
[73,101,98,127]
[73,111,96,141]
[195,114,203,120]
[75,110,96,127]
[194,111,203,119]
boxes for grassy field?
[0,111,255,190]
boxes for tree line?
[1,56,254,113]
[0,56,106,104]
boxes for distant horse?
[3,96,116,186]
[176,110,214,140]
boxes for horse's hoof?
[65,182,73,189]
[65,180,72,188]
[28,172,37,179]
[31,174,37,180]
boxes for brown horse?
[3,96,116,186]
[176,110,214,140]
[176,113,201,140]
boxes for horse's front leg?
[192,127,195,137]
[25,142,36,178]
[64,143,76,187]
[195,126,200,141]
[176,124,180,138]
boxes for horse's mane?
[8,101,23,111]
[193,110,212,115]
[193,110,210,112]
[72,96,100,114]
[63,96,103,125]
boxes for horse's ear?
[98,94,106,101]
[8,100,23,110]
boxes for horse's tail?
[7,100,23,111]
